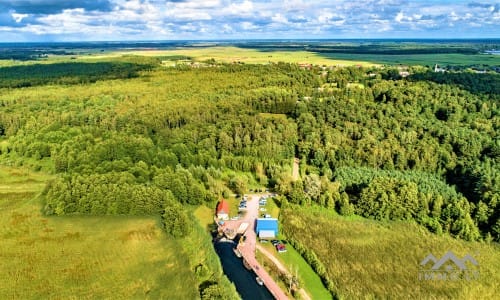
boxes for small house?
[216,199,229,220]
[256,218,278,239]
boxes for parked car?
[276,243,287,253]
[271,239,280,246]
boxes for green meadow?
[80,46,377,66]
[0,166,203,299]
[281,205,500,299]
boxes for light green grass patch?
[278,244,332,300]
[0,166,199,299]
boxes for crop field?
[281,205,500,299]
[0,166,199,299]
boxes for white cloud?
[11,13,28,23]
[395,12,404,22]
[272,13,288,24]
[0,0,499,40]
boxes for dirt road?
[292,158,300,181]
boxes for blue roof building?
[256,218,278,238]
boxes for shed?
[216,199,229,220]
[256,218,278,238]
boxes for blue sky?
[0,0,498,41]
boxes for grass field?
[281,205,500,299]
[277,244,332,300]
[321,52,500,66]
[258,197,331,299]
[76,46,500,67]
[258,241,332,300]
[4,45,497,69]
[80,46,376,67]
[0,166,200,299]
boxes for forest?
[0,54,499,297]
[0,57,498,243]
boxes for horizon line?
[1,37,500,44]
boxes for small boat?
[233,248,242,258]
[242,259,252,270]
[256,276,264,286]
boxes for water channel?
[214,240,274,300]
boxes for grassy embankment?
[0,165,224,299]
[281,205,500,299]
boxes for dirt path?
[256,244,312,300]
[292,158,300,181]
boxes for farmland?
[70,41,500,68]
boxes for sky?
[0,0,498,42]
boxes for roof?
[258,230,276,238]
[256,218,278,235]
[216,199,229,214]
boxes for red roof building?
[216,199,229,220]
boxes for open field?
[3,45,497,69]
[0,166,199,299]
[76,45,499,67]
[79,46,377,66]
[281,205,500,299]
[321,52,500,66]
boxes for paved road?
[236,195,289,300]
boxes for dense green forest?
[0,54,499,298]
[0,58,498,246]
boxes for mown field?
[0,166,201,299]
[281,205,500,299]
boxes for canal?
[214,240,274,300]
